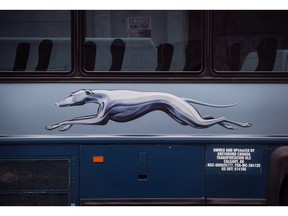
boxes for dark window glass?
[84,10,202,72]
[213,11,288,72]
[0,11,71,72]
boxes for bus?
[0,10,288,206]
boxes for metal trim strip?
[80,198,205,206]
[206,198,267,206]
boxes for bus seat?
[155,43,174,71]
[256,37,277,71]
[84,41,97,71]
[13,42,30,71]
[35,39,53,71]
[226,42,241,71]
[183,40,201,71]
[109,39,126,71]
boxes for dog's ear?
[85,90,93,95]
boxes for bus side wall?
[0,83,288,205]
[0,83,287,137]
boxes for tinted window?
[213,11,288,72]
[84,10,202,72]
[0,11,71,72]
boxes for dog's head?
[55,89,95,107]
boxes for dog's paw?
[223,124,237,130]
[45,124,57,130]
[241,122,252,127]
[59,124,72,132]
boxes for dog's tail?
[183,98,237,108]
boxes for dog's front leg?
[45,121,72,131]
[45,115,107,131]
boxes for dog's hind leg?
[222,118,252,128]
[167,112,236,129]
[202,115,237,130]
[181,114,251,129]
[166,112,189,126]
[204,117,252,129]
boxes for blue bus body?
[1,10,288,206]
[0,83,287,205]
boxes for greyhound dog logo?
[45,89,252,132]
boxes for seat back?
[13,42,30,71]
[155,43,174,71]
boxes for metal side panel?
[80,144,205,204]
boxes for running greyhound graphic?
[45,89,252,132]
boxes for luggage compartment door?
[80,144,205,205]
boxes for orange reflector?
[93,156,104,163]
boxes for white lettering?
[208,148,261,173]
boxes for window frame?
[211,10,288,79]
[79,10,206,79]
[2,10,288,83]
[0,10,76,78]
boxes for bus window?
[213,11,288,72]
[0,11,71,72]
[84,10,202,72]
